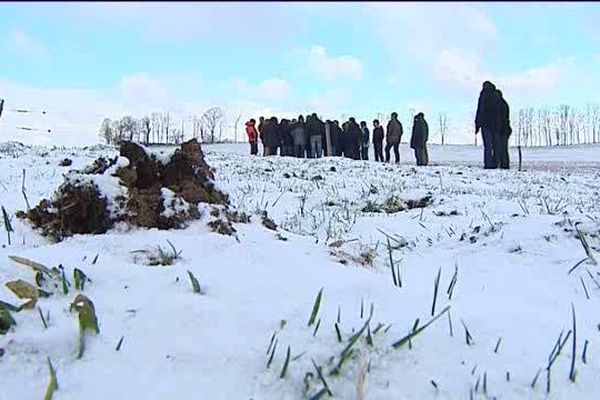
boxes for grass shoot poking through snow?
[187,270,202,294]
[308,288,324,327]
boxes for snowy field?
[1,141,600,399]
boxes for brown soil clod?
[19,139,230,241]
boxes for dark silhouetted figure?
[410,112,429,166]
[291,115,306,158]
[332,120,343,156]
[280,119,294,157]
[360,121,370,160]
[258,116,266,156]
[262,117,280,156]
[385,112,403,163]
[345,118,362,160]
[307,113,325,158]
[372,119,384,162]
[495,90,512,169]
[475,81,499,169]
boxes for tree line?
[98,103,600,147]
[98,107,228,145]
[512,103,600,147]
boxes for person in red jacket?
[246,119,259,155]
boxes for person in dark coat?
[410,112,429,166]
[290,115,306,158]
[344,118,362,160]
[494,90,511,169]
[372,119,384,162]
[360,121,370,160]
[280,119,294,157]
[262,117,280,156]
[258,116,266,156]
[333,120,344,157]
[475,81,499,169]
[327,120,338,157]
[306,113,324,158]
[385,112,403,163]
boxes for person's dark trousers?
[265,146,278,156]
[310,136,322,158]
[305,142,313,158]
[361,146,369,160]
[385,141,400,163]
[414,147,428,166]
[481,127,498,169]
[250,142,258,155]
[374,142,384,162]
[496,135,510,169]
[283,146,294,157]
[294,145,305,158]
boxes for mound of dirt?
[18,139,229,241]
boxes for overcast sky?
[1,2,599,146]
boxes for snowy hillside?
[1,142,600,400]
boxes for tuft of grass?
[73,268,90,291]
[308,288,324,327]
[134,240,182,266]
[44,357,58,400]
[187,270,202,294]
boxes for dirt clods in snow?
[19,139,229,241]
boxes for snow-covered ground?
[1,141,600,399]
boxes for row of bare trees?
[513,104,600,147]
[99,107,226,145]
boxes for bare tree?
[202,107,224,143]
[437,112,449,145]
[99,118,113,144]
[233,111,243,143]
[139,116,151,144]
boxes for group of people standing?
[245,111,430,166]
[244,80,512,170]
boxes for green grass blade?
[392,306,450,349]
[308,288,324,327]
[187,270,202,294]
